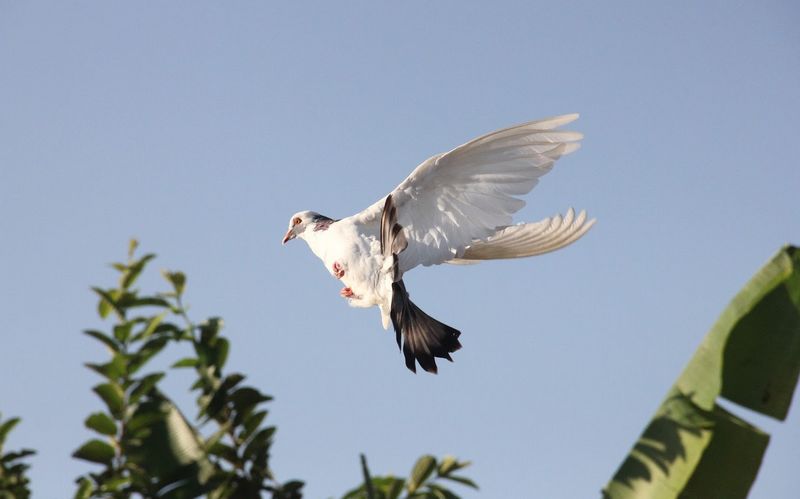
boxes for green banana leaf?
[605,245,800,499]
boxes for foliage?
[20,240,799,497]
[604,245,800,498]
[70,240,473,499]
[73,240,303,498]
[0,413,35,499]
[341,454,477,499]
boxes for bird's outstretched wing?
[448,208,595,263]
[356,114,583,272]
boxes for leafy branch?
[0,413,35,499]
[342,454,477,499]
[73,240,302,498]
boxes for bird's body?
[301,215,389,309]
[283,114,595,373]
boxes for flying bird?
[283,114,594,373]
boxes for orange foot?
[340,287,355,298]
[332,262,345,279]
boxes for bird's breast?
[307,222,388,307]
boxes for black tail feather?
[381,194,461,374]
[391,281,462,374]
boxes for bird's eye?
[292,217,302,226]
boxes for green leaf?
[172,357,198,368]
[128,238,139,260]
[203,374,245,420]
[113,322,134,342]
[681,404,769,499]
[230,386,271,412]
[140,311,168,340]
[207,441,237,464]
[272,480,305,499]
[72,439,115,465]
[199,317,224,344]
[375,477,405,499]
[242,426,275,460]
[128,336,168,374]
[121,253,155,289]
[129,296,171,309]
[93,383,124,416]
[605,389,769,499]
[128,372,166,405]
[408,455,437,493]
[162,270,186,297]
[211,337,230,372]
[126,397,214,491]
[83,330,119,353]
[93,287,123,319]
[0,417,20,447]
[1,449,35,463]
[677,245,800,418]
[426,483,462,499]
[203,420,232,452]
[605,245,800,499]
[74,477,94,499]
[99,475,132,492]
[437,456,470,476]
[439,475,478,490]
[85,353,127,380]
[240,410,268,442]
[84,412,117,436]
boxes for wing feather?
[355,114,584,271]
[448,208,596,263]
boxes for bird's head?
[282,211,324,244]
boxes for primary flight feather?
[282,114,594,373]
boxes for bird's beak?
[282,229,295,245]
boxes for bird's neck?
[301,228,329,261]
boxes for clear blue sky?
[1,1,798,497]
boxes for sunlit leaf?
[128,239,139,260]
[140,311,167,340]
[605,245,800,499]
[0,417,20,446]
[73,477,94,499]
[93,287,123,319]
[407,455,437,493]
[162,270,186,297]
[121,253,155,289]
[437,456,470,476]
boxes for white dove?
[283,114,594,373]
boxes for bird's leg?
[332,261,345,279]
[340,287,356,298]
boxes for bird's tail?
[380,195,462,374]
[390,280,462,374]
